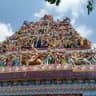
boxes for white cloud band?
[0,23,13,42]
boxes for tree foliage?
[87,0,96,14]
[45,0,61,6]
[45,0,96,15]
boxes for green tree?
[45,0,96,15]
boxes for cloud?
[74,25,93,38]
[45,0,87,18]
[34,9,49,19]
[34,0,87,23]
[70,14,93,40]
[34,0,89,20]
[92,43,96,49]
[0,23,13,42]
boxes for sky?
[0,0,96,47]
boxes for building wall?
[0,83,96,96]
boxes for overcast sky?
[0,0,96,46]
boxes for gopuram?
[0,15,96,96]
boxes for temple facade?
[0,15,96,96]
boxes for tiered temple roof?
[0,15,96,77]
